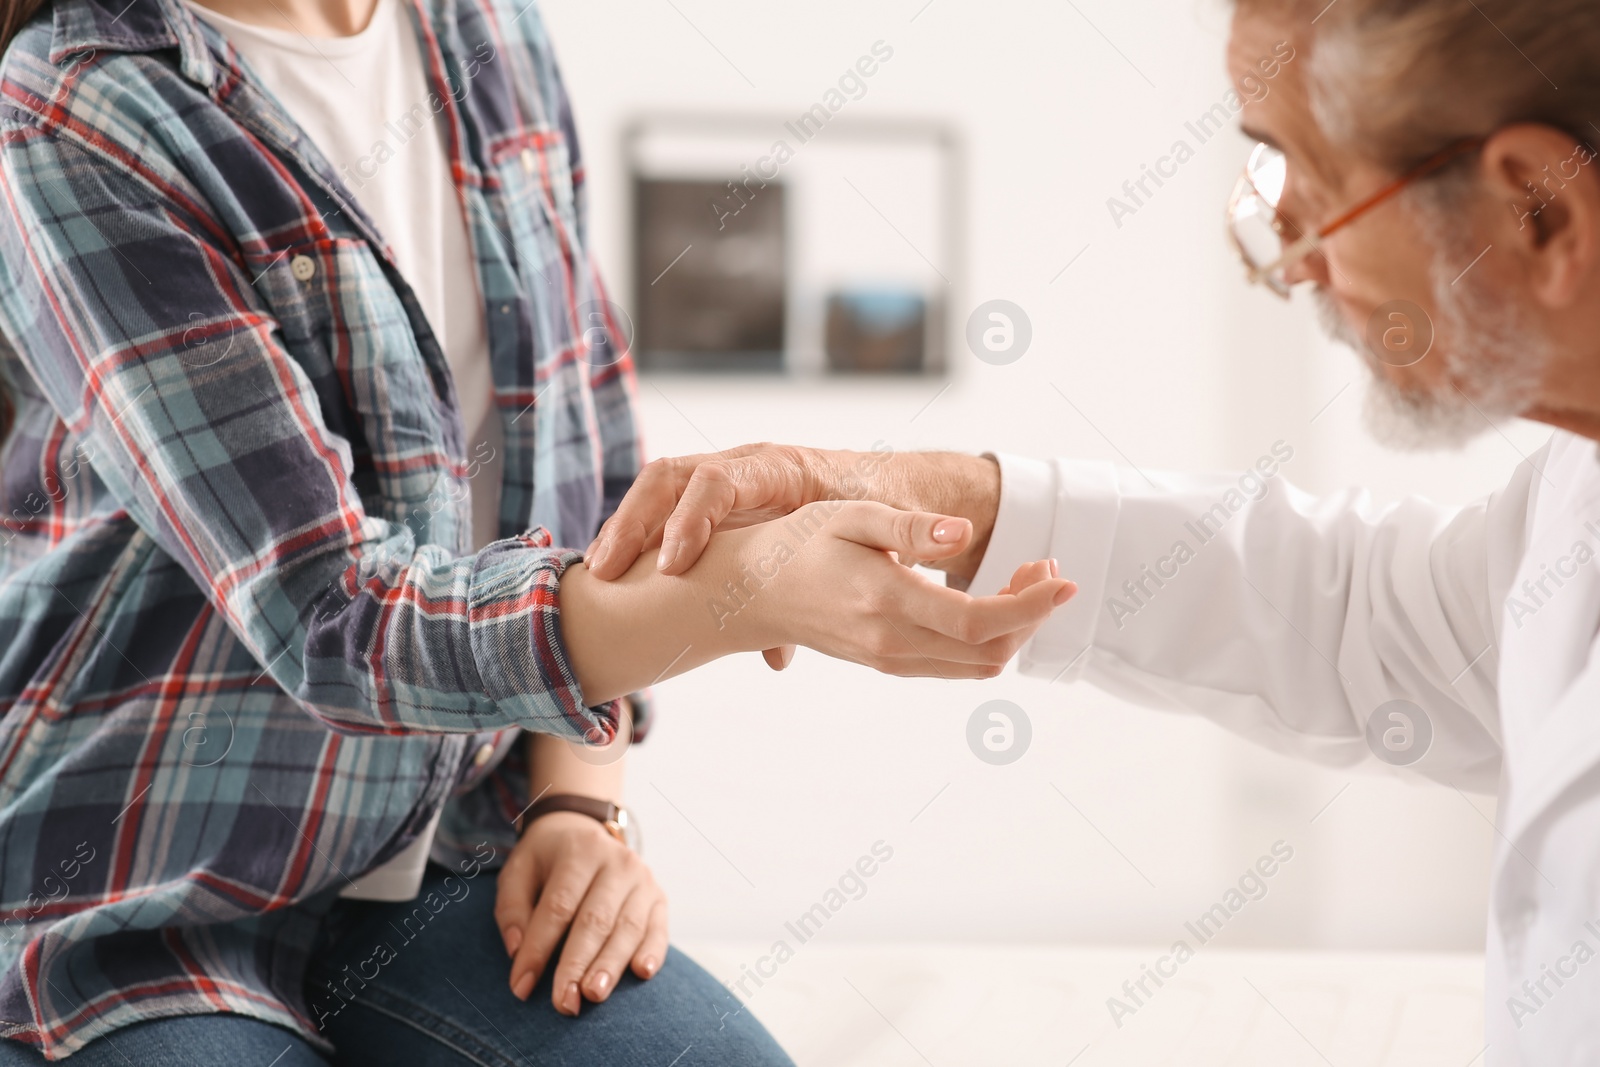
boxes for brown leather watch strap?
[515,793,620,836]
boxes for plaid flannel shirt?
[0,0,647,1055]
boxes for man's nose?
[1283,240,1331,289]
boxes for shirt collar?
[50,0,217,88]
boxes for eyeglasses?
[1227,138,1486,298]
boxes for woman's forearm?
[526,716,627,802]
[559,498,1072,708]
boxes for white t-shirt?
[190,0,504,900]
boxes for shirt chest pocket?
[488,129,579,248]
[242,237,461,524]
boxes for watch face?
[613,807,642,854]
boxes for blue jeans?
[0,865,792,1065]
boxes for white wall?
[538,0,1550,958]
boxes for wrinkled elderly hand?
[586,444,830,579]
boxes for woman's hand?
[708,500,1074,680]
[559,499,1072,701]
[493,812,666,1016]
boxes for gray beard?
[1314,208,1549,451]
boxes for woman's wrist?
[558,538,764,704]
[686,522,794,655]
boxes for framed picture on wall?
[624,114,962,377]
[634,177,787,373]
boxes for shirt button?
[472,741,496,767]
[290,254,316,282]
[521,147,536,175]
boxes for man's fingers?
[586,516,655,581]
[509,863,599,1002]
[656,464,742,574]
[825,501,972,561]
[589,445,781,579]
[658,452,812,575]
[581,886,661,1003]
[585,457,702,579]
[761,645,796,671]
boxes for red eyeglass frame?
[1237,137,1488,295]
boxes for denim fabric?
[0,865,793,1066]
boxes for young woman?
[0,0,1073,1058]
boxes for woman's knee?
[605,947,795,1067]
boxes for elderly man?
[586,1,1600,1062]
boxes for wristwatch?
[516,794,641,853]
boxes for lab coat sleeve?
[970,444,1544,791]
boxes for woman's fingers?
[761,645,796,671]
[1007,559,1057,594]
[631,899,670,981]
[491,846,537,959]
[581,886,666,1003]
[509,858,601,1003]
[833,572,1075,672]
[824,500,973,562]
[546,857,642,1015]
[888,569,1075,648]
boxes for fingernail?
[931,519,969,544]
[657,540,680,571]
[590,971,611,998]
[1048,558,1059,579]
[641,956,658,978]
[513,972,534,1001]
[1053,581,1078,606]
[504,926,522,958]
[562,982,581,1015]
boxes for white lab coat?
[969,431,1600,1067]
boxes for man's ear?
[1481,123,1600,310]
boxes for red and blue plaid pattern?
[0,0,646,1055]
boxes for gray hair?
[1237,0,1600,171]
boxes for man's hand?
[494,812,667,1016]
[584,444,1001,585]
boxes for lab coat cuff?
[1017,459,1121,683]
[968,452,1058,598]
